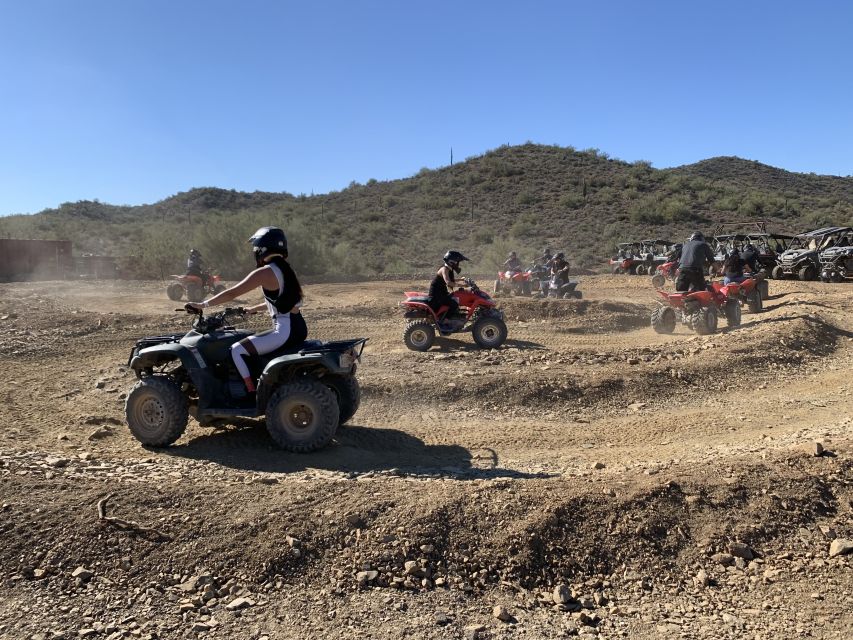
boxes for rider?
[722,247,747,284]
[740,242,761,274]
[429,250,468,327]
[186,249,211,287]
[186,227,306,394]
[676,232,715,292]
[550,252,570,282]
[503,251,522,272]
[537,247,554,266]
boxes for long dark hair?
[268,255,303,311]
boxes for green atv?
[125,306,366,453]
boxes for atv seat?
[260,339,321,361]
[406,296,431,303]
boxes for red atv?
[494,269,532,296]
[650,261,679,288]
[400,279,508,351]
[710,275,767,313]
[651,285,741,335]
[166,273,226,302]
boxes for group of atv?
[612,224,853,284]
[493,253,582,299]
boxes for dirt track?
[0,275,851,640]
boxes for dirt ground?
[0,274,851,640]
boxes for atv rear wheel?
[690,307,718,335]
[758,279,769,300]
[166,283,184,301]
[724,300,742,327]
[213,284,226,294]
[651,274,666,288]
[324,374,361,427]
[650,306,676,334]
[265,379,339,452]
[125,376,188,447]
[472,316,507,349]
[403,320,436,351]
[798,264,817,281]
[746,289,763,313]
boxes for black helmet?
[555,251,565,259]
[250,227,288,265]
[443,250,468,274]
[508,251,517,258]
[189,248,201,258]
[689,231,705,242]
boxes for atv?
[710,275,767,313]
[650,260,679,288]
[494,269,531,297]
[636,239,675,276]
[542,272,582,299]
[525,262,550,296]
[819,234,853,282]
[167,272,226,302]
[773,227,853,281]
[651,283,742,336]
[125,306,366,452]
[400,279,507,351]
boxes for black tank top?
[429,269,453,299]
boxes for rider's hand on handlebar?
[185,302,204,314]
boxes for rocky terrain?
[0,274,851,639]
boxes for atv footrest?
[199,408,259,419]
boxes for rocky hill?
[1,144,851,278]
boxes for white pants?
[230,314,292,381]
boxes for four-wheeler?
[542,273,582,299]
[609,242,644,274]
[525,262,550,295]
[494,269,531,297]
[167,272,226,302]
[819,238,853,282]
[773,227,853,281]
[125,306,366,453]
[650,260,679,288]
[651,285,741,336]
[710,276,767,313]
[400,279,507,351]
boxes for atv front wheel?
[771,265,784,280]
[651,274,666,288]
[125,376,188,447]
[798,264,817,281]
[493,279,501,295]
[724,300,742,327]
[650,306,676,334]
[472,316,507,349]
[690,307,718,335]
[758,279,769,300]
[746,289,763,313]
[403,321,436,351]
[324,374,361,427]
[166,283,184,301]
[265,379,339,452]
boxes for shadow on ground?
[160,423,552,480]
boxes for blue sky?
[1,0,851,215]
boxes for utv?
[609,242,643,274]
[125,307,366,453]
[819,231,853,282]
[773,227,853,281]
[636,239,675,276]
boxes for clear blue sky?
[1,0,851,216]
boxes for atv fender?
[130,343,206,372]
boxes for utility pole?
[450,147,453,166]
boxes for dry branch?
[96,493,171,541]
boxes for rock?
[88,426,113,441]
[71,567,93,582]
[464,624,486,640]
[191,623,212,632]
[420,544,435,554]
[592,462,605,470]
[828,539,853,558]
[712,553,735,566]
[95,380,106,389]
[493,605,513,623]
[434,612,452,626]
[728,542,754,560]
[813,441,824,456]
[345,513,366,528]
[285,535,301,548]
[553,584,573,605]
[628,402,647,411]
[593,592,608,606]
[45,457,69,468]
[693,569,709,588]
[225,597,254,611]
[356,570,379,584]
[404,560,426,578]
[177,577,198,592]
[78,630,97,638]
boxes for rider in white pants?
[186,227,306,393]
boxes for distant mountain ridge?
[1,144,851,278]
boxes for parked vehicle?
[773,227,853,281]
[636,239,675,276]
[609,242,643,274]
[400,279,507,351]
[819,233,853,282]
[124,306,366,452]
[167,272,226,302]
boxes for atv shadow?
[162,423,552,480]
[433,337,546,352]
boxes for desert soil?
[0,274,851,640]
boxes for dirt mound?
[500,298,651,332]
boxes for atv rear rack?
[299,338,368,358]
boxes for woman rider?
[429,250,468,324]
[186,227,306,394]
